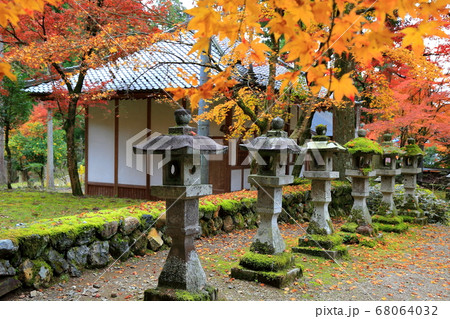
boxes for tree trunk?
[0,127,6,186]
[5,124,12,189]
[290,105,315,177]
[333,102,355,180]
[46,108,55,189]
[65,99,83,196]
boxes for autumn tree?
[170,0,448,163]
[1,0,171,195]
[0,75,34,188]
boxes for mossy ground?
[0,190,145,228]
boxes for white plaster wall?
[118,99,147,186]
[151,100,177,135]
[230,169,242,191]
[243,168,251,189]
[88,103,114,183]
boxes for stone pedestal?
[304,168,339,235]
[250,183,285,254]
[346,170,375,226]
[378,169,401,215]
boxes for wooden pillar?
[146,98,152,199]
[84,106,89,195]
[114,99,119,196]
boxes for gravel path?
[2,223,449,301]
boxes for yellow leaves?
[331,73,358,101]
[249,40,272,64]
[276,70,300,93]
[402,22,447,55]
[166,87,187,101]
[186,6,220,38]
[188,36,211,56]
[0,62,17,81]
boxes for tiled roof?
[25,31,294,95]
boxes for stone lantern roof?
[304,125,346,152]
[380,133,404,156]
[402,138,425,157]
[344,127,382,155]
[134,109,228,155]
[240,117,301,154]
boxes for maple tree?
[0,0,60,80]
[168,0,449,147]
[1,0,171,195]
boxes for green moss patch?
[344,137,382,155]
[372,215,403,225]
[340,222,358,233]
[239,252,294,272]
[373,222,409,233]
[403,144,424,156]
[298,234,343,250]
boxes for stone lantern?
[240,117,301,254]
[376,133,404,215]
[303,125,346,235]
[344,126,382,230]
[230,117,302,288]
[291,125,347,260]
[400,137,426,223]
[134,108,227,301]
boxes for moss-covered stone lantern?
[292,125,348,260]
[303,125,346,235]
[376,133,404,216]
[400,137,426,223]
[344,126,382,230]
[134,108,227,301]
[230,117,302,288]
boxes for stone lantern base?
[230,252,302,289]
[292,234,348,260]
[144,286,218,301]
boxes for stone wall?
[0,185,353,296]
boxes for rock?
[111,292,117,298]
[0,277,21,297]
[356,225,375,236]
[68,265,82,277]
[233,213,246,229]
[222,215,235,233]
[109,234,130,261]
[98,221,119,240]
[43,249,69,275]
[147,228,163,251]
[140,214,156,231]
[0,259,16,276]
[20,234,49,259]
[155,213,166,229]
[75,227,96,245]
[88,241,109,268]
[93,284,101,289]
[18,259,53,288]
[129,230,147,256]
[121,217,140,235]
[67,245,89,268]
[161,232,172,247]
[49,232,75,252]
[0,239,19,259]
[30,290,38,298]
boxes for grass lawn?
[0,190,145,229]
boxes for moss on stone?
[298,234,343,249]
[250,240,275,255]
[239,252,294,272]
[219,200,241,215]
[372,215,403,225]
[373,222,408,233]
[344,137,382,155]
[403,144,424,156]
[340,222,358,233]
[199,201,217,220]
[306,220,330,235]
